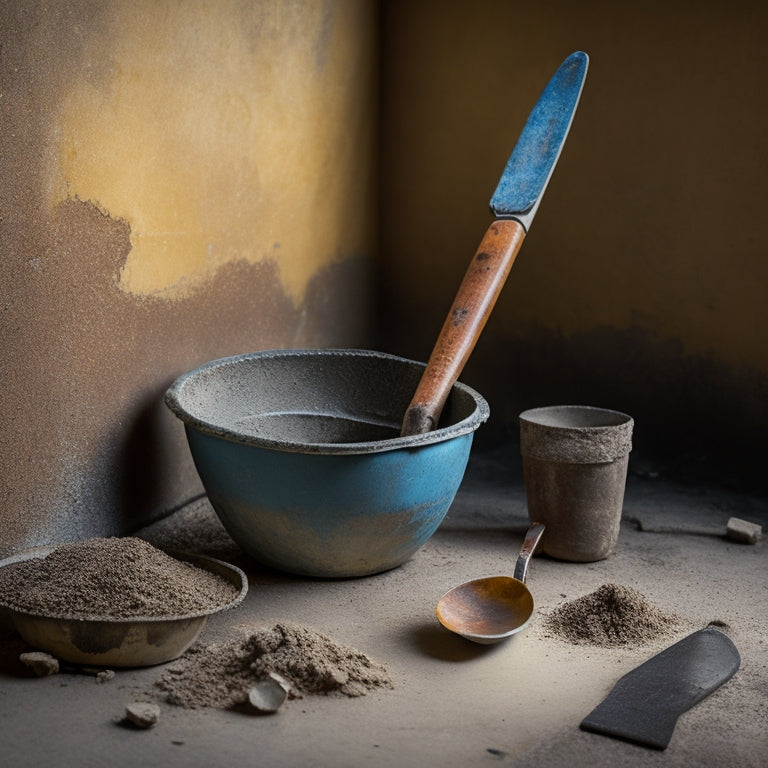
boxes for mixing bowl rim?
[165,348,490,455]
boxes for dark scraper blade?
[580,627,740,750]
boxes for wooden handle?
[401,219,526,436]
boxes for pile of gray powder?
[0,537,240,619]
[154,622,393,709]
[543,583,681,647]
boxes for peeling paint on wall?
[48,0,373,302]
[1,0,377,556]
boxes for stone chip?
[247,676,288,714]
[726,517,763,544]
[20,651,59,676]
[125,702,161,728]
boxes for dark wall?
[377,0,768,483]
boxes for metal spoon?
[436,522,545,644]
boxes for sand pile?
[543,583,681,647]
[0,537,239,619]
[154,622,393,709]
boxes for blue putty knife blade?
[489,51,588,231]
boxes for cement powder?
[154,622,393,709]
[0,537,239,619]
[543,583,681,647]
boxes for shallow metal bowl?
[0,549,247,667]
[165,349,489,577]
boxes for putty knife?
[401,51,589,436]
[580,627,741,750]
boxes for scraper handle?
[401,219,526,436]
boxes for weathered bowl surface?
[166,349,490,577]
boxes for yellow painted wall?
[0,0,378,555]
[50,0,371,302]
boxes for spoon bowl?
[436,523,545,644]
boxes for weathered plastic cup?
[519,405,633,562]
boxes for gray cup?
[519,405,634,562]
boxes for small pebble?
[125,702,161,728]
[96,669,115,683]
[20,651,59,676]
[726,517,762,544]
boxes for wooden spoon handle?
[401,218,526,436]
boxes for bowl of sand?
[0,538,247,667]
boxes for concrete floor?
[1,447,766,767]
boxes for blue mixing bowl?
[165,349,489,577]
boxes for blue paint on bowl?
[166,349,489,577]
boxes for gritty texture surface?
[153,622,392,709]
[0,452,766,768]
[0,538,239,619]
